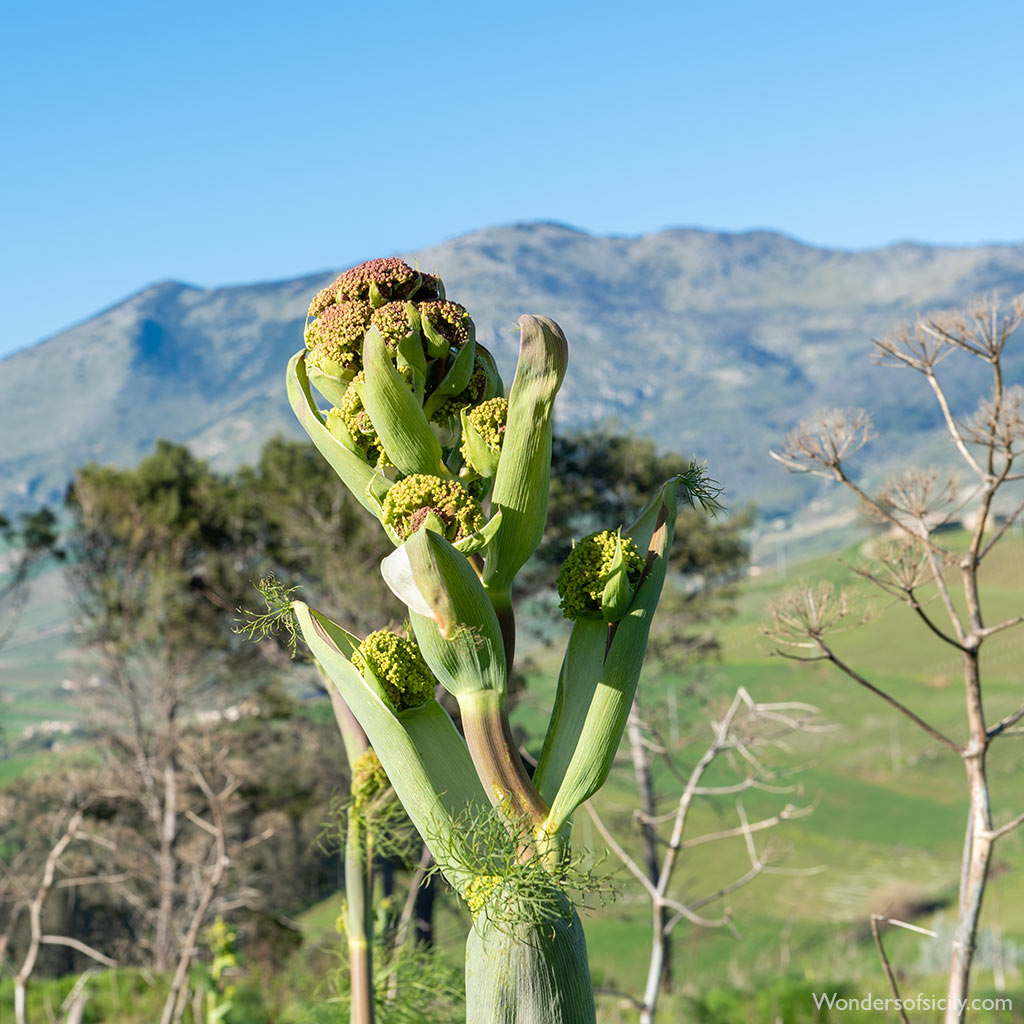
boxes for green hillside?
[506,531,1024,1016]
[3,528,1022,1021]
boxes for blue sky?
[3,0,1023,360]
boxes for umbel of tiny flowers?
[284,257,713,1024]
[351,629,437,712]
[557,529,645,624]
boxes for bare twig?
[870,915,912,1024]
[984,812,1024,843]
[977,614,1024,640]
[676,804,811,851]
[979,495,1024,561]
[988,703,1024,740]
[583,802,657,901]
[38,936,117,968]
[923,371,986,479]
[820,643,962,755]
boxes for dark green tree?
[234,436,401,637]
[0,507,61,758]
[0,507,61,650]
[65,442,267,975]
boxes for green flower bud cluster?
[351,629,437,712]
[463,874,503,917]
[305,261,468,368]
[419,300,472,348]
[351,749,390,811]
[304,259,455,384]
[462,398,508,455]
[382,474,485,543]
[556,530,645,621]
[370,301,417,351]
[299,259,510,512]
[305,299,373,378]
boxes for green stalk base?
[465,906,595,1024]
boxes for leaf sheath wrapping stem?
[465,905,596,1024]
[536,479,680,835]
[294,602,487,891]
[382,529,506,696]
[483,316,568,593]
[460,688,549,827]
[286,352,388,517]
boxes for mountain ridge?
[3,222,1023,520]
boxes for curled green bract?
[460,397,508,478]
[382,474,484,543]
[483,316,568,592]
[556,530,644,622]
[352,629,437,712]
[338,371,391,467]
[429,354,489,424]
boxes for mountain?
[3,222,1024,521]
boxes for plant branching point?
[285,258,700,1022]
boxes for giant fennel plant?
[285,258,715,1023]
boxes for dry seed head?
[873,319,953,372]
[854,535,931,594]
[876,467,959,525]
[772,408,875,477]
[960,385,1024,455]
[920,293,1024,360]
[763,581,853,650]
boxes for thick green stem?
[485,585,516,685]
[325,673,376,1024]
[459,689,548,829]
[346,809,375,1024]
[465,904,595,1023]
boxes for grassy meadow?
[3,529,1023,1021]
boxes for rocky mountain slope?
[3,222,1023,519]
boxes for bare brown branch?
[870,915,912,1024]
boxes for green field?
[507,530,1024,1015]
[3,531,1024,1021]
